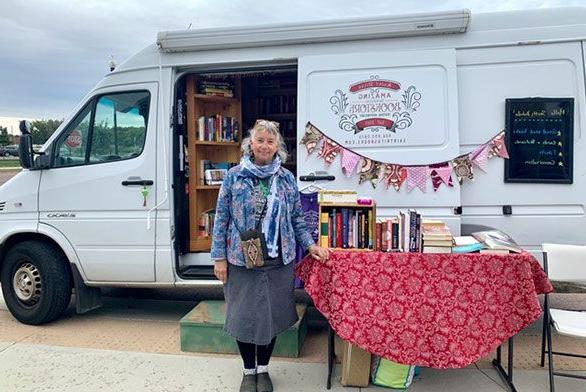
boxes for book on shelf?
[320,212,329,247]
[198,209,216,237]
[471,230,523,253]
[204,169,227,185]
[199,161,235,185]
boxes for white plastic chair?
[540,243,586,392]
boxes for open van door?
[298,49,462,229]
[39,83,158,282]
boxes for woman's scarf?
[240,155,282,258]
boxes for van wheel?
[1,241,72,325]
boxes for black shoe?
[239,374,256,392]
[256,372,273,392]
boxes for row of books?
[197,80,234,97]
[197,115,239,142]
[320,208,375,249]
[257,95,296,115]
[197,209,216,237]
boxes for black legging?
[236,338,277,369]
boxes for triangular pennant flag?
[383,164,407,191]
[406,166,427,193]
[340,148,361,177]
[318,138,341,166]
[428,163,453,191]
[452,155,474,184]
[489,131,510,159]
[358,158,382,188]
[471,144,490,172]
[299,122,324,155]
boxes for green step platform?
[180,300,307,357]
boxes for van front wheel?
[1,241,72,325]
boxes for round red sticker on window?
[66,130,82,148]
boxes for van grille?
[0,202,5,212]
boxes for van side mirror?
[19,120,34,169]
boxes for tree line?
[0,119,63,146]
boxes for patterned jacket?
[211,164,315,266]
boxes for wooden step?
[180,300,307,357]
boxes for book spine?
[391,222,399,250]
[364,209,370,249]
[381,221,388,252]
[328,214,333,248]
[356,211,363,248]
[375,222,382,251]
[341,208,349,248]
[409,210,417,252]
[320,212,329,248]
[336,211,342,249]
[368,209,373,249]
[331,209,337,248]
[416,212,422,252]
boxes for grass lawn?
[0,159,21,168]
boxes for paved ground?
[1,287,586,391]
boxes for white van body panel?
[457,42,586,251]
[298,49,462,229]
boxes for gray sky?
[1,0,585,134]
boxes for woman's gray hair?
[241,119,288,162]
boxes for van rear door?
[298,49,461,229]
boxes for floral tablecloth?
[296,251,553,368]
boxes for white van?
[1,8,585,324]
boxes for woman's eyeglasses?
[255,119,280,130]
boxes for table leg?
[327,325,334,389]
[492,337,518,392]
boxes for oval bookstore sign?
[330,75,422,136]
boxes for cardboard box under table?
[180,300,307,357]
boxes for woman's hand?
[214,260,228,283]
[308,245,332,263]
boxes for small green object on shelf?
[180,300,307,357]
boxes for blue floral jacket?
[210,164,315,266]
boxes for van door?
[39,84,158,282]
[298,49,461,229]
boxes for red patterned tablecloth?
[296,251,553,368]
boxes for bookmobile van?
[1,8,585,325]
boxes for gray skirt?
[223,258,298,345]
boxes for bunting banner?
[299,122,510,193]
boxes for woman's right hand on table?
[214,260,228,283]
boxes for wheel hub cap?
[13,263,42,304]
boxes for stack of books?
[421,221,453,253]
[472,230,522,254]
[199,161,235,185]
[198,80,234,97]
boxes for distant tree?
[31,119,63,144]
[0,126,9,146]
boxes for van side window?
[53,90,150,168]
[89,92,150,163]
[54,104,92,168]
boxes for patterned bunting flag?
[340,148,361,177]
[452,155,474,184]
[489,131,510,159]
[428,163,453,192]
[406,166,427,193]
[358,159,382,188]
[299,123,323,155]
[470,144,490,172]
[383,164,407,191]
[318,138,341,166]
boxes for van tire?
[1,241,72,325]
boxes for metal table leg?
[327,324,335,389]
[492,337,518,392]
